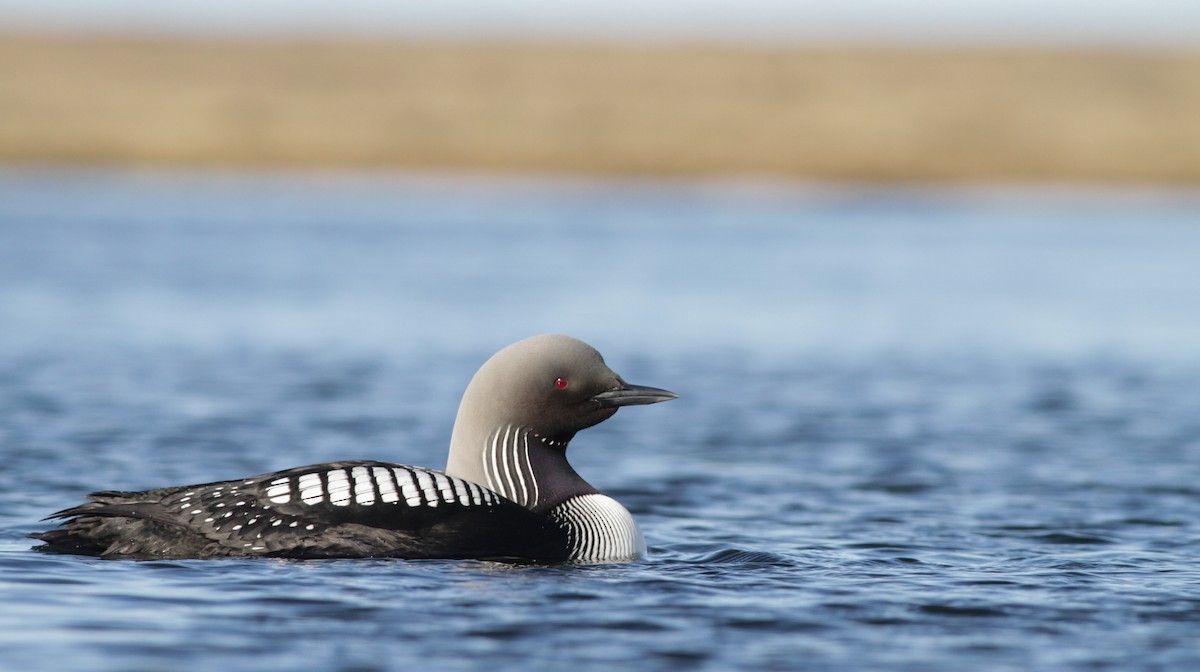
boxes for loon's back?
[35,461,569,561]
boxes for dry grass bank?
[1,34,1198,182]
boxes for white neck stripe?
[481,425,544,509]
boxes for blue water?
[2,169,1200,671]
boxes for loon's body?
[33,335,675,562]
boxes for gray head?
[445,334,676,512]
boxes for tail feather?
[30,527,109,556]
[34,490,214,559]
[44,490,159,519]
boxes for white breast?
[550,494,646,562]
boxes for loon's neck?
[446,424,644,561]
[447,424,596,514]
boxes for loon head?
[445,334,676,511]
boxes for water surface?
[1,170,1199,671]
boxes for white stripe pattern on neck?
[482,424,539,509]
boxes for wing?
[35,460,570,562]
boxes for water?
[1,169,1199,671]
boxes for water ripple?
[4,174,1200,671]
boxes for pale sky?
[0,0,1198,45]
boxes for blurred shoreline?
[2,33,1197,183]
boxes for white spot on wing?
[298,473,322,491]
[415,470,438,507]
[373,467,399,503]
[301,486,324,505]
[451,477,470,505]
[327,469,352,506]
[326,469,350,490]
[266,482,291,504]
[394,468,420,506]
[432,472,456,503]
[352,466,375,505]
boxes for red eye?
[554,377,569,390]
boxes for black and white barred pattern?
[260,464,501,509]
[549,494,646,562]
[146,463,508,554]
[479,427,646,561]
